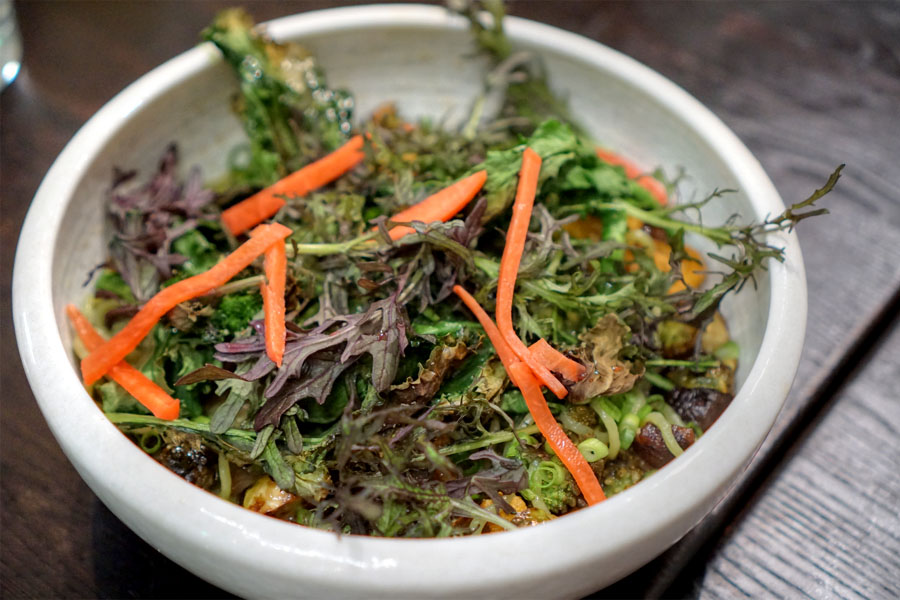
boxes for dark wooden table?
[2,2,898,598]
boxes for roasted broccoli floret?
[526,458,579,514]
[668,365,734,395]
[211,292,262,334]
[657,319,698,358]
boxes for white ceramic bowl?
[13,5,805,598]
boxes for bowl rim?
[13,3,806,596]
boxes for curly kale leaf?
[476,120,653,222]
[203,9,354,187]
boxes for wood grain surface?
[2,2,898,599]
[697,322,900,600]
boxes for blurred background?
[2,2,898,598]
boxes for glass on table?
[0,0,22,90]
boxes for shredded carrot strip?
[451,285,518,366]
[507,362,606,505]
[262,240,287,367]
[222,135,365,236]
[452,285,605,505]
[495,148,568,398]
[384,170,487,240]
[81,223,293,385]
[596,147,668,206]
[66,305,179,420]
[528,338,585,382]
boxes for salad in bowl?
[68,5,839,537]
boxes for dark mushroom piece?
[633,423,696,469]
[666,387,734,430]
[157,441,217,490]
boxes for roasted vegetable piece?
[157,435,217,489]
[633,423,695,468]
[668,365,735,395]
[390,341,470,404]
[526,459,580,515]
[701,312,730,354]
[600,452,648,496]
[211,292,262,335]
[482,494,553,532]
[666,387,734,430]
[657,320,698,358]
[243,475,301,517]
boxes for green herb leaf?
[262,438,295,490]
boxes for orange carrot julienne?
[595,147,668,206]
[507,362,606,505]
[222,135,365,236]
[528,338,585,383]
[385,170,487,240]
[452,286,605,505]
[250,227,288,366]
[66,304,179,420]
[261,240,287,367]
[495,148,568,398]
[452,285,518,366]
[221,193,286,239]
[81,223,293,385]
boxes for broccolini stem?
[105,413,255,440]
[436,424,540,456]
[199,275,264,299]
[104,412,336,446]
[412,320,480,337]
[645,358,720,370]
[285,230,383,257]
[607,201,734,245]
